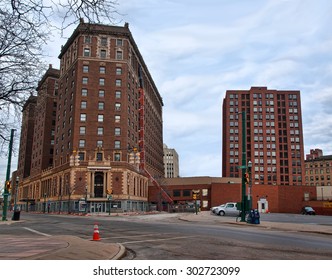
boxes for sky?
[2,0,332,184]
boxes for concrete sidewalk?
[0,233,125,260]
[177,211,332,235]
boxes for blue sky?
[1,0,332,184]
[116,0,332,177]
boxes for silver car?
[210,204,225,214]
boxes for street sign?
[107,195,113,200]
[238,165,246,169]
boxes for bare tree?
[0,0,119,154]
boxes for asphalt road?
[2,212,332,259]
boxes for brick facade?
[222,87,305,186]
[16,22,163,213]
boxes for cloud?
[3,0,332,179]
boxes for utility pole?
[2,129,15,221]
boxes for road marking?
[23,227,52,237]
[121,235,197,245]
[103,233,171,240]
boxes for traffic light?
[107,189,113,195]
[193,193,197,200]
[5,181,11,192]
[244,173,249,184]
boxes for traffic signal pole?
[2,129,15,221]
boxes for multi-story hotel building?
[222,87,305,186]
[17,21,164,213]
[17,95,37,180]
[30,65,59,177]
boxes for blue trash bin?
[253,209,260,224]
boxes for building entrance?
[94,172,104,198]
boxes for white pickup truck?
[214,202,240,216]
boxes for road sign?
[238,165,246,169]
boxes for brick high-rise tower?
[222,87,305,186]
[17,21,164,212]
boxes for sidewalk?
[177,211,332,235]
[0,233,125,260]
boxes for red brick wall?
[210,183,241,207]
[251,185,316,213]
[150,180,319,214]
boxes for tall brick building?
[17,95,37,180]
[222,87,305,186]
[17,21,164,213]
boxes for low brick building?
[149,177,326,214]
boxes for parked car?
[214,202,240,216]
[210,204,225,214]
[301,206,316,215]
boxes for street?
[1,212,332,259]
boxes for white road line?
[103,233,171,240]
[121,235,197,245]
[23,227,52,237]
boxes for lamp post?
[240,111,247,222]
[2,129,15,221]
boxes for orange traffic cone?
[92,223,101,241]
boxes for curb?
[112,243,127,260]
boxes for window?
[100,50,106,58]
[98,114,104,122]
[115,103,121,111]
[83,65,89,73]
[96,152,103,161]
[80,113,87,121]
[115,91,121,99]
[114,153,121,161]
[116,39,123,46]
[98,102,104,110]
[99,78,105,86]
[84,48,90,57]
[98,90,105,97]
[116,79,122,87]
[97,127,103,135]
[97,140,103,147]
[173,190,181,197]
[82,88,88,96]
[82,77,88,84]
[79,140,85,148]
[78,152,85,161]
[99,66,106,74]
[101,37,107,46]
[80,126,86,135]
[114,140,121,149]
[84,36,91,44]
[115,115,120,122]
[80,101,87,109]
[116,50,123,60]
[115,128,121,135]
[116,68,122,75]
[183,190,191,197]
